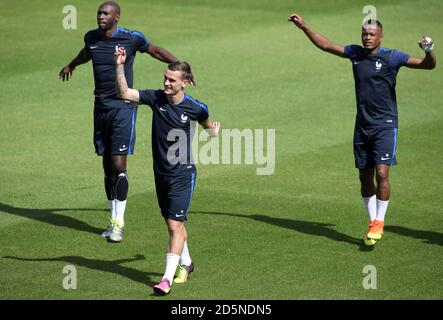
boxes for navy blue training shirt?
[84,27,150,109]
[138,90,210,176]
[344,46,409,128]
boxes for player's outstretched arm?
[288,12,346,58]
[200,118,221,138]
[146,43,178,64]
[406,36,436,70]
[58,48,91,81]
[114,47,140,102]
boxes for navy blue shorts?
[93,107,137,156]
[154,171,196,222]
[354,127,398,169]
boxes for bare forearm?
[289,13,345,57]
[201,118,220,137]
[301,25,332,51]
[148,45,178,63]
[299,24,345,57]
[407,52,437,69]
[115,64,140,102]
[115,64,129,98]
[423,52,436,69]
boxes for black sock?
[104,175,115,200]
[114,171,129,201]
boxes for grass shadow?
[3,254,162,287]
[191,211,372,251]
[0,202,106,235]
[385,225,443,247]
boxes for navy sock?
[114,171,129,201]
[104,175,115,200]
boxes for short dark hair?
[100,1,121,15]
[168,61,196,86]
[363,19,383,30]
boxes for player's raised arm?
[406,36,436,70]
[114,47,140,103]
[199,118,221,138]
[59,48,91,81]
[146,43,178,64]
[288,12,346,58]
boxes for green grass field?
[1,0,442,300]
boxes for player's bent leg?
[154,172,196,294]
[154,219,185,295]
[166,219,186,270]
[174,228,194,284]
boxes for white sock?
[376,199,389,221]
[163,253,180,284]
[180,241,192,266]
[115,199,126,225]
[362,195,377,221]
[108,200,116,220]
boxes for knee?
[375,170,389,183]
[111,156,127,173]
[167,221,184,235]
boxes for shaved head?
[97,1,120,32]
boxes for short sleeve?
[138,89,158,108]
[83,32,90,52]
[184,95,209,122]
[390,50,410,70]
[344,45,362,59]
[132,31,150,53]
[195,102,209,122]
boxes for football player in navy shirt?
[288,12,436,246]
[59,2,177,242]
[114,47,220,295]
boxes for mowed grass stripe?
[1,119,441,299]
